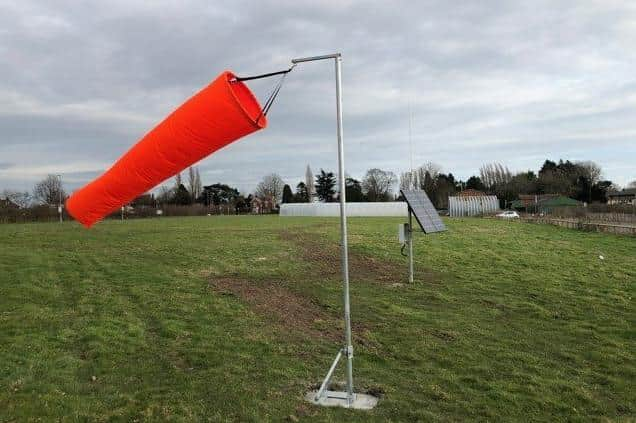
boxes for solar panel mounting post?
[293,54,378,410]
[408,208,414,283]
[400,190,448,283]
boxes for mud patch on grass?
[430,329,459,342]
[279,229,425,284]
[209,276,372,344]
[279,230,340,277]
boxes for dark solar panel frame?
[401,190,447,234]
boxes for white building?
[280,202,407,217]
[448,195,499,217]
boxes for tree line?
[399,159,618,209]
[277,166,399,204]
[1,159,631,213]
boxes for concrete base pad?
[305,390,378,410]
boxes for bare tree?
[1,189,31,208]
[156,185,174,204]
[188,167,196,199]
[479,164,493,189]
[608,182,621,192]
[416,162,441,186]
[628,180,636,189]
[400,170,419,191]
[33,175,66,205]
[577,161,602,183]
[479,163,512,191]
[422,161,441,177]
[187,166,203,201]
[194,168,202,200]
[255,173,284,203]
[362,168,397,201]
[305,165,314,200]
[400,163,442,192]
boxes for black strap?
[233,65,295,82]
[231,65,295,124]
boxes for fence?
[523,216,636,236]
[539,205,636,224]
[0,206,67,224]
[0,203,272,224]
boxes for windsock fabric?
[66,71,266,227]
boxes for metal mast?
[291,53,377,410]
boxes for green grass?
[0,216,634,421]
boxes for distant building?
[607,189,636,205]
[511,194,580,212]
[280,202,407,217]
[513,194,560,210]
[448,195,499,217]
[252,196,275,214]
[538,196,581,212]
[0,198,19,209]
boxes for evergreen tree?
[345,177,365,202]
[295,182,309,202]
[174,184,192,205]
[422,171,435,195]
[282,184,294,203]
[315,169,336,202]
[433,173,456,208]
[202,183,240,206]
[465,175,485,191]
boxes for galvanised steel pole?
[334,55,354,404]
[291,53,354,405]
[57,174,63,223]
[408,208,414,283]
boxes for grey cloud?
[1,0,635,194]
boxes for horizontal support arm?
[292,53,341,63]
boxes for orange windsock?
[66,71,266,227]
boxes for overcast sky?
[1,0,635,195]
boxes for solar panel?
[401,190,447,234]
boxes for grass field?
[1,216,634,421]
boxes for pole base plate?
[305,390,378,410]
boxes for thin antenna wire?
[408,97,414,188]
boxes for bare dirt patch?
[429,329,459,342]
[209,276,371,344]
[279,229,407,284]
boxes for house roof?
[608,188,636,197]
[539,196,581,207]
[516,194,559,206]
[456,189,486,197]
[511,195,580,208]
[0,198,19,209]
[510,199,524,209]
